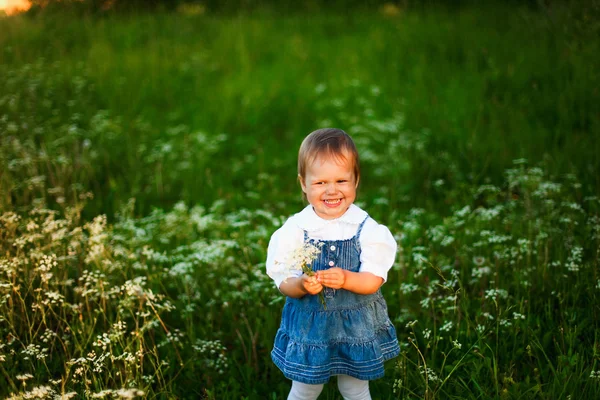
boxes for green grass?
[2,4,598,217]
[0,2,599,399]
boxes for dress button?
[330,245,336,251]
[328,261,335,267]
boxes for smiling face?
[299,151,358,220]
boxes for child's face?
[299,151,358,220]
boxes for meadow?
[0,2,599,399]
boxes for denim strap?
[355,215,370,238]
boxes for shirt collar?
[294,204,368,231]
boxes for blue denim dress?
[271,216,400,384]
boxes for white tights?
[287,375,371,400]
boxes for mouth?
[323,199,342,207]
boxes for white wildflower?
[16,373,33,381]
[566,246,583,272]
[441,235,455,246]
[405,320,418,328]
[400,283,419,294]
[57,392,78,399]
[114,388,145,398]
[472,256,485,266]
[513,312,526,320]
[275,240,326,308]
[472,266,491,279]
[193,339,229,373]
[485,289,508,300]
[419,366,441,383]
[440,321,453,332]
[6,385,55,400]
[91,390,113,398]
[455,205,471,218]
[272,241,323,283]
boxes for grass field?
[0,2,599,399]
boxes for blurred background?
[0,0,599,399]
[1,0,599,219]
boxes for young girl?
[266,128,400,400]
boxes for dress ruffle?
[271,321,399,384]
[271,295,400,384]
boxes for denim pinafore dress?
[271,216,400,384]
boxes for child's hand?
[301,273,323,295]
[316,268,346,289]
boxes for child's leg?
[287,381,324,400]
[337,375,371,400]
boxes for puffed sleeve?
[265,219,304,289]
[358,219,397,282]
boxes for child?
[266,128,400,400]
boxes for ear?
[355,175,360,189]
[299,174,308,193]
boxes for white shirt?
[266,204,397,288]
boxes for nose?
[325,182,337,194]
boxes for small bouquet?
[275,241,326,309]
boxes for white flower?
[277,241,326,308]
[513,312,526,320]
[472,256,485,266]
[273,241,323,282]
[405,320,418,328]
[440,321,453,332]
[16,373,33,381]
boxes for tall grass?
[1,4,598,217]
[0,2,599,399]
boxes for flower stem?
[302,264,327,310]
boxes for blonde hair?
[297,128,360,197]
